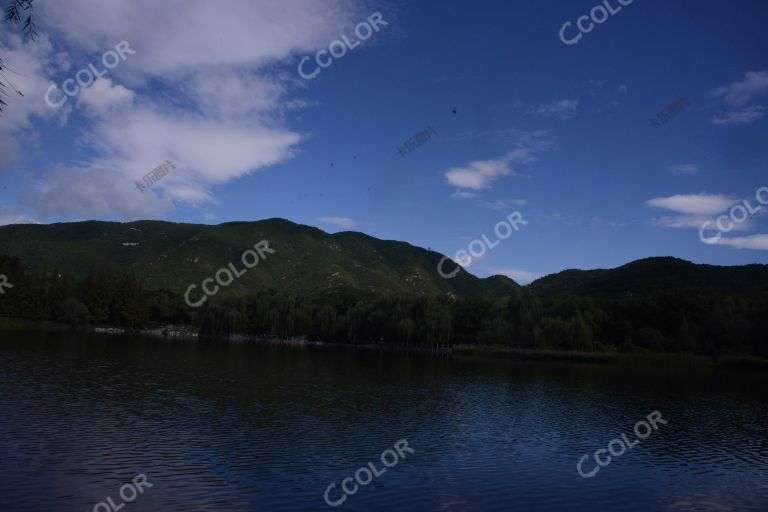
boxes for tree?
[397,318,416,345]
[59,297,90,326]
[1,0,37,113]
[570,314,593,352]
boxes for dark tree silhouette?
[1,0,37,113]
[2,252,767,358]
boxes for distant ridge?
[529,256,768,297]
[1,220,766,299]
[0,218,518,298]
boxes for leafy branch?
[1,0,37,113]
[4,0,37,40]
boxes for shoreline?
[2,316,767,369]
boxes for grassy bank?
[2,316,767,370]
[0,316,70,332]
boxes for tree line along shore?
[1,256,767,361]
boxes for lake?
[1,330,767,511]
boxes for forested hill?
[2,220,767,355]
[0,218,518,298]
[2,220,767,300]
[529,257,768,298]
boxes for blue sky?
[1,0,767,283]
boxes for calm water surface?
[1,330,767,511]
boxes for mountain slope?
[3,221,766,301]
[528,257,768,297]
[0,218,519,298]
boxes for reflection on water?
[0,330,767,511]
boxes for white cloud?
[712,105,766,125]
[653,215,711,229]
[0,127,23,170]
[646,194,735,215]
[0,207,39,226]
[647,193,761,235]
[40,0,366,75]
[22,166,174,220]
[81,106,301,204]
[177,71,287,120]
[319,216,357,229]
[525,99,579,120]
[478,199,527,211]
[445,159,512,191]
[653,215,751,231]
[452,190,478,199]
[0,33,69,170]
[445,130,552,194]
[4,0,370,221]
[77,78,134,116]
[710,71,768,106]
[668,164,699,176]
[0,34,62,128]
[711,234,768,250]
[709,71,768,126]
[504,148,538,164]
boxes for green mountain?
[529,256,768,298]
[0,218,519,298]
[2,220,767,356]
[3,220,767,302]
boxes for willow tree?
[1,0,37,113]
